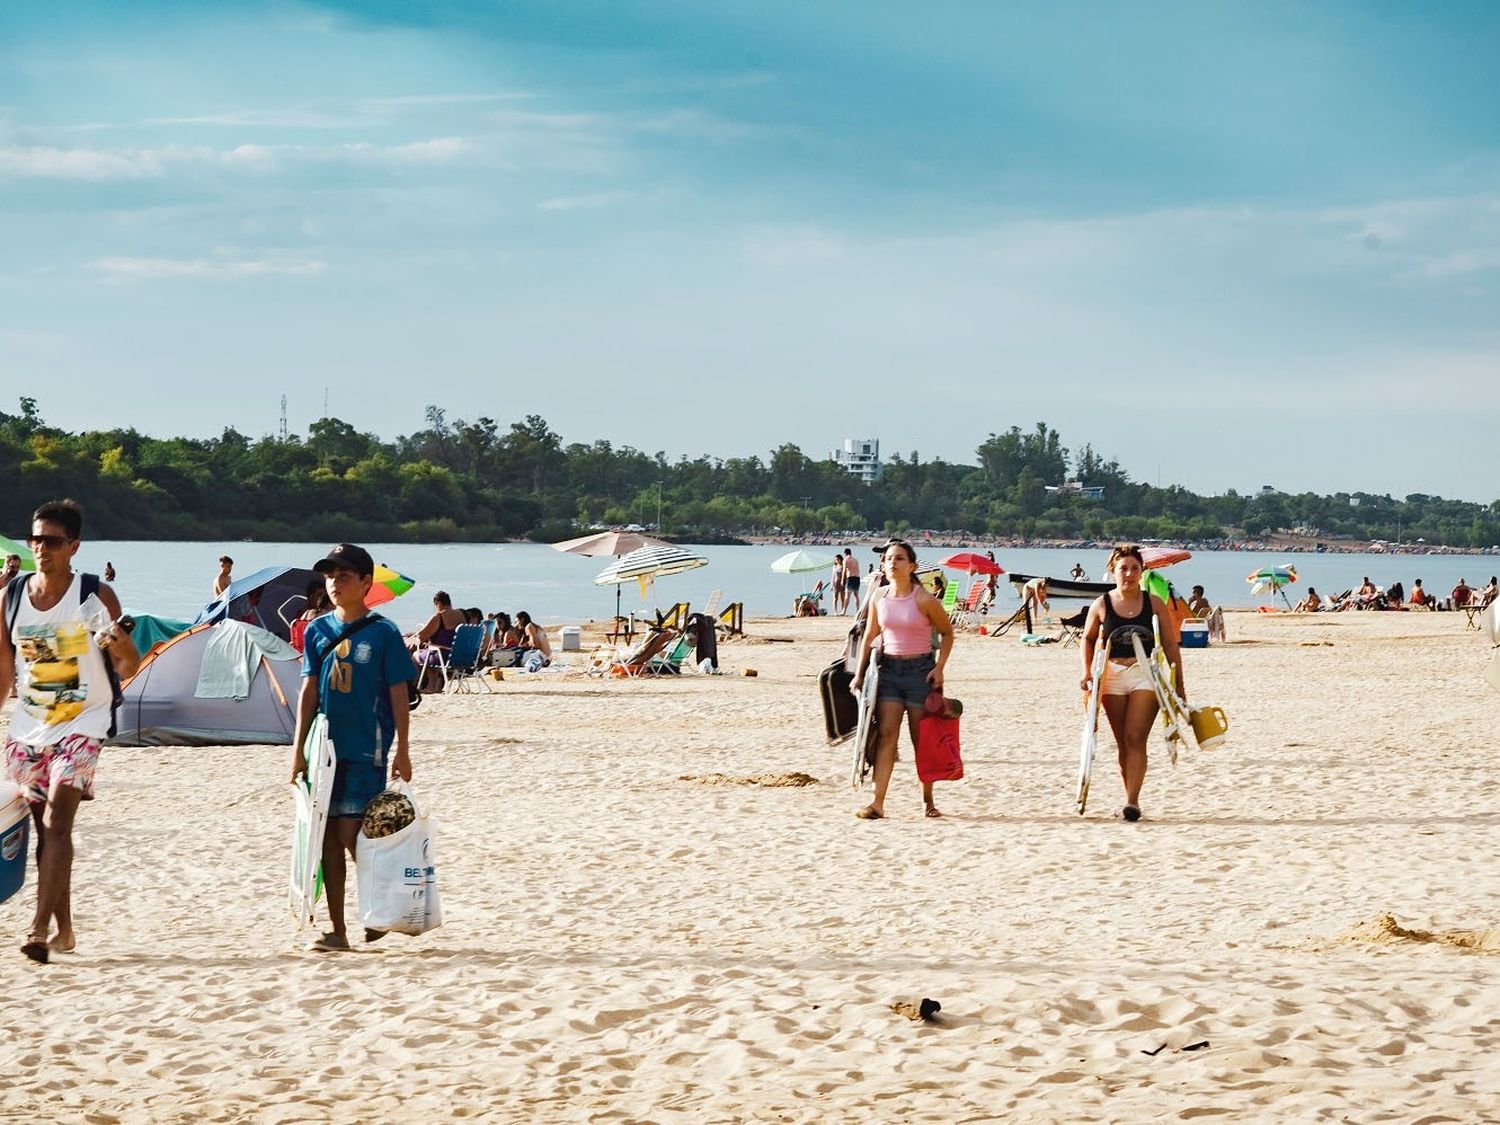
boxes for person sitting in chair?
[407,591,465,691]
[1186,585,1211,617]
[1450,579,1472,609]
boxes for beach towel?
[196,620,299,699]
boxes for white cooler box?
[559,625,582,652]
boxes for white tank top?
[7,575,114,745]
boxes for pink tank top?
[876,589,931,656]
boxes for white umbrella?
[769,549,837,574]
[555,530,672,624]
[553,530,669,558]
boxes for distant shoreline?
[747,533,1498,557]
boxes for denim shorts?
[329,757,386,819]
[876,653,935,709]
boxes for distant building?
[1045,480,1105,501]
[831,438,883,484]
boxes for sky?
[1,1,1497,501]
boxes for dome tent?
[111,623,301,747]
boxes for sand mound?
[1339,913,1500,953]
[678,772,819,788]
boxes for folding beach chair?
[590,629,678,678]
[1057,607,1087,647]
[444,624,492,694]
[645,632,694,676]
[654,602,690,632]
[951,578,988,631]
[716,601,745,637]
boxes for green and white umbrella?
[0,533,36,572]
[769,549,837,574]
[595,544,709,604]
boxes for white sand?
[4,609,1500,1122]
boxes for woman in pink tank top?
[850,540,954,820]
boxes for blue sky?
[2,1,1497,501]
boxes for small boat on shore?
[1007,573,1113,600]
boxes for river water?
[52,541,1499,631]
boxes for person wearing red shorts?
[0,499,139,964]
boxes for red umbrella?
[940,551,1004,576]
[1140,546,1192,569]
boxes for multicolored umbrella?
[0,533,36,572]
[1247,564,1298,609]
[365,564,415,608]
[939,551,1003,576]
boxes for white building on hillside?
[831,438,882,484]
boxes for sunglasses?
[28,534,74,549]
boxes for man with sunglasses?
[0,499,139,964]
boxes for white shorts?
[1102,659,1153,697]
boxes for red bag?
[916,714,963,783]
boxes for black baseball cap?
[313,543,375,577]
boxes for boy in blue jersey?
[291,544,418,952]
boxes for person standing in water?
[1079,544,1185,823]
[850,540,954,820]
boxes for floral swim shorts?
[4,734,102,802]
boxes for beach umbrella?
[1140,546,1191,569]
[939,551,1003,576]
[0,533,36,572]
[769,549,837,574]
[555,530,672,623]
[1246,564,1298,609]
[365,564,416,609]
[595,544,709,607]
[554,530,669,559]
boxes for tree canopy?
[1,400,1495,548]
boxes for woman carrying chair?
[850,540,955,820]
[1079,544,1186,823]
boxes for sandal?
[310,932,351,952]
[854,805,884,820]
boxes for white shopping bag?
[355,782,443,936]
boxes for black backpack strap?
[5,573,30,654]
[307,613,385,709]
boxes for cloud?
[0,145,167,180]
[0,137,479,180]
[536,192,625,211]
[90,257,326,283]
[341,136,477,162]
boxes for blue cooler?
[1,798,29,905]
[1179,622,1209,649]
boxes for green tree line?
[2,399,1496,548]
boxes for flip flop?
[310,932,351,952]
[854,805,884,820]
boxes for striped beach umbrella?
[595,544,709,605]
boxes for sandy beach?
[3,608,1499,1122]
